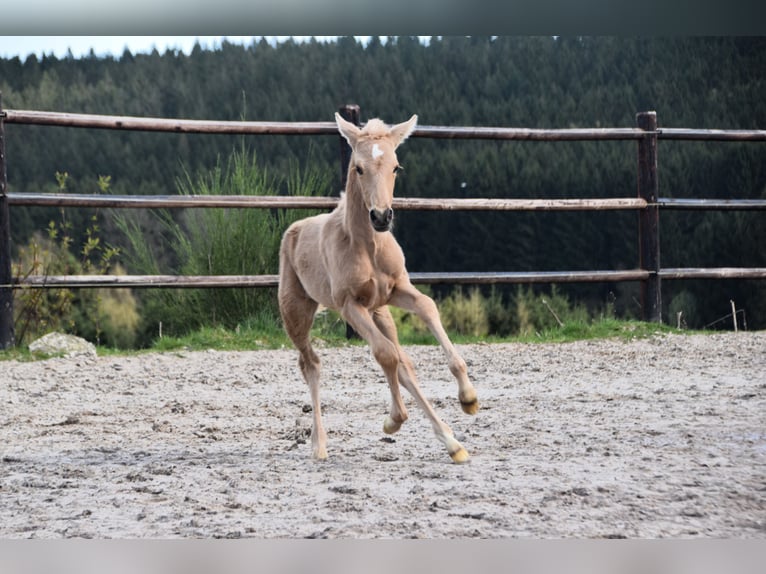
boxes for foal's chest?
[349,246,403,309]
[355,272,397,308]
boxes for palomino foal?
[278,113,478,463]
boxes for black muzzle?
[370,208,394,232]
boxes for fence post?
[0,93,15,348]
[637,111,662,323]
[337,104,361,339]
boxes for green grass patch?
[134,316,689,353]
[142,317,687,354]
[0,313,698,361]
[507,317,683,344]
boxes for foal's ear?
[389,115,418,148]
[335,112,362,147]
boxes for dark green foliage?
[2,36,765,330]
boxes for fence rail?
[1,104,765,348]
[13,269,766,290]
[5,192,650,211]
[8,193,766,212]
[4,109,766,141]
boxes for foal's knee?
[416,294,440,320]
[299,349,320,378]
[373,340,399,373]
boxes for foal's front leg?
[373,306,469,463]
[341,300,409,433]
[389,281,479,414]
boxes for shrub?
[13,232,77,345]
[439,287,489,337]
[12,172,131,347]
[485,286,517,336]
[115,147,331,346]
[513,285,589,336]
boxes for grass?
[142,316,688,353]
[0,315,691,361]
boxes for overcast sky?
[0,36,330,60]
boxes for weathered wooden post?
[0,93,15,348]
[337,104,361,339]
[637,111,662,323]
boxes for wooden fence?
[1,101,766,348]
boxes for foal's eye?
[394,165,404,174]
[355,165,364,175]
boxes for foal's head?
[336,113,418,233]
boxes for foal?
[278,113,478,463]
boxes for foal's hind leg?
[278,273,326,460]
[373,307,469,463]
[389,283,479,415]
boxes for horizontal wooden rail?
[2,110,339,135]
[11,192,766,211]
[6,192,648,211]
[2,109,645,139]
[4,109,766,142]
[656,198,766,210]
[8,268,765,290]
[657,128,766,141]
[415,126,646,141]
[10,274,281,288]
[7,270,650,289]
[658,268,766,279]
[8,193,340,210]
[411,270,651,284]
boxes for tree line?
[2,36,765,330]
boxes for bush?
[513,285,589,336]
[13,232,77,345]
[387,284,612,343]
[115,147,331,346]
[485,286,517,336]
[12,173,135,347]
[67,264,140,349]
[439,287,489,337]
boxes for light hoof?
[460,398,479,415]
[312,447,328,461]
[449,446,470,464]
[383,416,402,435]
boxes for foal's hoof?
[460,399,479,415]
[445,436,470,463]
[383,416,402,435]
[312,447,328,461]
[449,446,470,464]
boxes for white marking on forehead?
[371,143,384,159]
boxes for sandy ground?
[0,331,764,538]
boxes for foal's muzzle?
[370,208,394,232]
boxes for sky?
[0,36,333,60]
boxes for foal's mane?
[361,118,389,138]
